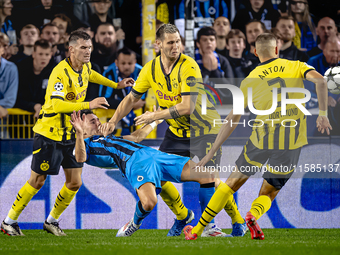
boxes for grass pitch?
[1,229,340,255]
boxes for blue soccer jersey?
[84,134,145,175]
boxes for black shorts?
[31,134,83,175]
[159,128,221,167]
[235,140,301,189]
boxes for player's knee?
[66,180,82,191]
[142,196,157,211]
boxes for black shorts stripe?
[61,113,67,142]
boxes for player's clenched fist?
[89,97,110,109]
[99,122,116,137]
[117,77,135,89]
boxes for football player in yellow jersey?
[183,33,332,240]
[1,30,134,236]
[100,24,246,237]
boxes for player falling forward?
[1,30,134,236]
[183,33,332,240]
[70,109,221,237]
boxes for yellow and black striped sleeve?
[89,70,118,89]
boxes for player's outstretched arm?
[89,70,134,89]
[306,70,332,135]
[123,106,163,143]
[100,92,140,137]
[197,110,242,167]
[134,94,195,126]
[70,111,87,163]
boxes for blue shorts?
[125,147,190,193]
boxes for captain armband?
[169,106,181,119]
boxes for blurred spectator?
[226,29,252,85]
[91,23,117,73]
[232,0,280,33]
[195,26,234,104]
[40,22,64,63]
[307,36,340,135]
[0,0,18,58]
[213,16,231,58]
[0,32,18,137]
[52,13,72,44]
[9,24,39,64]
[76,20,94,40]
[276,16,309,61]
[0,0,13,34]
[270,27,284,51]
[31,0,65,29]
[100,47,145,135]
[14,39,54,118]
[288,0,317,51]
[244,20,266,69]
[308,17,337,58]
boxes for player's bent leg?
[44,168,82,236]
[117,183,156,237]
[2,171,46,236]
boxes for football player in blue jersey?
[70,108,223,237]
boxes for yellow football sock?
[224,195,245,224]
[249,195,272,220]
[8,181,39,221]
[192,182,234,236]
[159,182,188,220]
[50,183,78,220]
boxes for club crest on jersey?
[54,82,64,91]
[66,92,75,100]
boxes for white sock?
[4,216,17,225]
[46,214,58,223]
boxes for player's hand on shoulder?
[89,97,110,109]
[316,116,332,135]
[99,122,116,137]
[117,78,135,89]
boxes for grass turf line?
[1,229,340,255]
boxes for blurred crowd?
[1,0,340,137]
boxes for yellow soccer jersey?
[33,58,116,142]
[132,54,221,138]
[240,58,314,150]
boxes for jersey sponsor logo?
[66,92,76,100]
[40,160,49,171]
[156,90,181,101]
[137,176,144,182]
[186,76,196,87]
[54,82,64,91]
[52,91,65,97]
[76,89,87,100]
